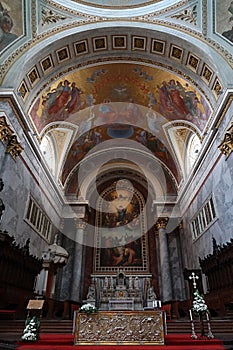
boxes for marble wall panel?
[0,101,63,258]
[180,100,233,270]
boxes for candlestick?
[189,309,193,321]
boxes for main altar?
[75,182,165,344]
[75,270,164,345]
[74,310,165,345]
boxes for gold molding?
[218,123,233,159]
[156,217,169,230]
[5,134,24,160]
[74,310,165,345]
[0,115,24,160]
[0,115,14,144]
[74,217,87,230]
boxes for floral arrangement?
[79,303,97,314]
[21,316,40,341]
[192,289,208,315]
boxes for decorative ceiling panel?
[29,63,212,135]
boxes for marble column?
[178,221,187,299]
[156,217,172,302]
[70,218,86,302]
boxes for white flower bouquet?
[192,289,208,315]
[79,303,97,314]
[21,316,40,341]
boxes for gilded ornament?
[218,123,233,158]
[156,217,169,230]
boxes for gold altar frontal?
[74,310,165,345]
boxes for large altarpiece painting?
[94,181,149,273]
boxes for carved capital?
[0,116,13,144]
[0,116,23,160]
[218,123,233,158]
[156,217,168,230]
[74,218,87,230]
[6,135,24,160]
[179,221,183,230]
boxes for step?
[0,319,232,335]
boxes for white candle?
[189,309,193,321]
[206,312,209,321]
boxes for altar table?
[74,310,165,345]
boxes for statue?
[129,276,133,289]
[134,276,139,289]
[103,276,109,289]
[147,286,157,301]
[87,283,96,301]
[110,276,114,289]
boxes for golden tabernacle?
[74,310,165,345]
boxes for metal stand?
[189,309,197,339]
[189,309,214,340]
[206,312,214,339]
[190,320,198,339]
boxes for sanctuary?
[0,2,233,345]
[75,270,164,345]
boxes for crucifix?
[189,272,199,289]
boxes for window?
[25,196,52,242]
[190,195,217,240]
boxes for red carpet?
[17,333,226,349]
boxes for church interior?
[0,0,233,347]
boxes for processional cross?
[189,272,199,289]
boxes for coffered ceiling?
[1,0,232,200]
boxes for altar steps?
[167,319,233,334]
[0,318,232,336]
[15,334,226,350]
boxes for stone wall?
[180,98,233,271]
[0,99,63,258]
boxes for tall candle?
[189,309,193,321]
[206,312,209,321]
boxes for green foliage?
[21,316,40,341]
[79,303,97,314]
[192,289,208,315]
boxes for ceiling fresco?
[0,0,23,52]
[61,124,180,186]
[0,0,232,204]
[29,63,212,135]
